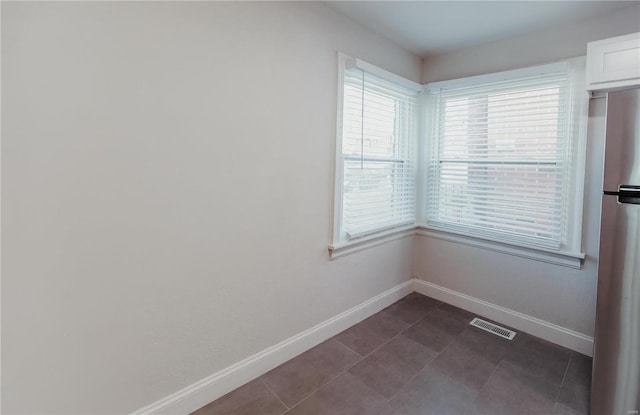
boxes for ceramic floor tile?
[285,373,386,415]
[430,327,511,391]
[426,304,475,335]
[348,334,438,399]
[473,360,556,415]
[503,333,571,400]
[402,316,457,353]
[508,332,572,371]
[260,338,362,407]
[553,402,584,415]
[383,293,441,325]
[190,379,286,415]
[192,296,586,415]
[437,303,476,318]
[334,311,410,357]
[382,366,477,415]
[556,353,592,415]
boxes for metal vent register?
[469,318,517,340]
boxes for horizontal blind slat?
[426,68,573,247]
[341,66,416,238]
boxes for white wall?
[415,5,640,337]
[1,2,420,413]
[422,4,640,83]
[415,97,605,336]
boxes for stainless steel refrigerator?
[591,87,640,415]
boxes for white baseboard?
[413,278,594,357]
[131,279,414,415]
[132,277,592,415]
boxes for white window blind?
[340,67,418,240]
[426,62,585,251]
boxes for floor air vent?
[469,318,516,340]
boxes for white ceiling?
[324,1,638,57]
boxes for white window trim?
[566,58,591,253]
[331,52,422,254]
[330,55,588,268]
[420,57,589,259]
[331,53,349,250]
[425,61,570,94]
[329,225,416,260]
[415,227,585,269]
[329,224,586,267]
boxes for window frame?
[420,58,589,260]
[329,55,588,267]
[330,53,422,256]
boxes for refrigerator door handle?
[605,185,640,205]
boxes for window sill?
[329,225,416,260]
[415,226,585,269]
[328,225,586,268]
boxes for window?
[330,56,586,263]
[424,59,587,253]
[332,55,420,247]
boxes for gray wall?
[1,2,419,413]
[416,4,640,337]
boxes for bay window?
[330,55,587,264]
[423,59,587,255]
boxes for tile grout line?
[259,378,291,412]
[385,297,487,400]
[388,340,481,411]
[282,296,422,412]
[288,300,441,411]
[374,303,458,404]
[361,310,437,401]
[337,342,366,359]
[554,352,573,405]
[333,297,439,360]
[330,317,410,402]
[482,357,503,389]
[385,340,446,405]
[466,357,505,411]
[332,293,419,358]
[274,296,447,413]
[298,297,488,412]
[202,294,586,414]
[281,355,382,413]
[370,300,445,359]
[358,301,446,395]
[280,339,373,413]
[292,296,582,415]
[315,297,484,410]
[455,325,510,410]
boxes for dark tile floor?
[192,293,592,415]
